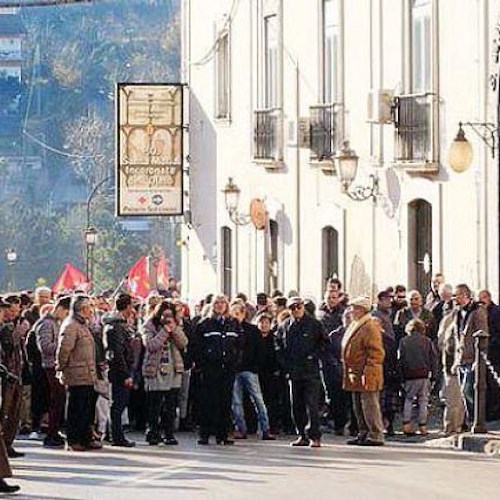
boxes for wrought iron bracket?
[461,121,498,157]
[228,210,251,226]
[344,174,379,202]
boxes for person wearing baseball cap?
[276,296,328,448]
[342,296,385,446]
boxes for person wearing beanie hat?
[342,296,385,446]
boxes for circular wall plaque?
[249,199,267,230]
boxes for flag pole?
[110,276,127,299]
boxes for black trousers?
[31,365,49,431]
[111,382,130,443]
[290,377,321,441]
[67,385,95,446]
[128,382,147,431]
[259,372,281,433]
[146,389,178,440]
[160,389,179,439]
[322,363,350,432]
[198,370,234,440]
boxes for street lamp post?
[83,175,112,289]
[222,177,251,294]
[85,227,98,285]
[5,249,17,292]
[335,141,379,301]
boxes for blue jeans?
[458,364,475,423]
[232,371,270,434]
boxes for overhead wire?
[191,0,240,67]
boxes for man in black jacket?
[479,289,500,421]
[230,302,275,440]
[191,296,244,445]
[276,296,328,448]
[103,294,136,447]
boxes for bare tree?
[64,110,113,193]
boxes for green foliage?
[0,0,181,290]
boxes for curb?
[425,433,500,456]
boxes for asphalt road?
[8,433,500,500]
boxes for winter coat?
[398,330,438,381]
[486,303,500,354]
[317,303,344,335]
[341,314,385,392]
[382,333,400,387]
[276,314,328,381]
[0,318,27,377]
[258,332,280,376]
[35,313,60,369]
[56,315,97,386]
[394,307,436,342]
[238,321,262,373]
[372,307,394,339]
[102,312,135,385]
[438,312,456,375]
[450,302,489,366]
[141,319,188,384]
[191,316,244,373]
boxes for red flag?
[127,256,150,298]
[52,262,90,294]
[156,253,169,288]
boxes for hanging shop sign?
[116,83,183,216]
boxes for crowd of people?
[0,273,499,493]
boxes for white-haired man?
[342,297,385,446]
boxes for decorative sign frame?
[116,83,183,216]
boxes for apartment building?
[181,0,499,303]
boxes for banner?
[126,256,150,298]
[116,83,183,216]
[52,262,90,294]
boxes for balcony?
[393,92,438,173]
[253,108,282,168]
[309,103,339,171]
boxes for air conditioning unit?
[297,117,311,148]
[367,89,394,124]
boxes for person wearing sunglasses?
[276,296,328,448]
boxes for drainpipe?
[295,61,301,293]
[482,0,490,289]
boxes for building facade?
[181,0,500,304]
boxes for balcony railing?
[309,103,338,161]
[253,108,280,161]
[393,92,436,166]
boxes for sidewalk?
[425,420,500,456]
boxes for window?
[268,220,279,293]
[215,31,230,119]
[322,0,340,104]
[221,226,232,297]
[393,0,437,169]
[408,199,432,294]
[411,0,431,93]
[322,226,338,288]
[264,14,278,108]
